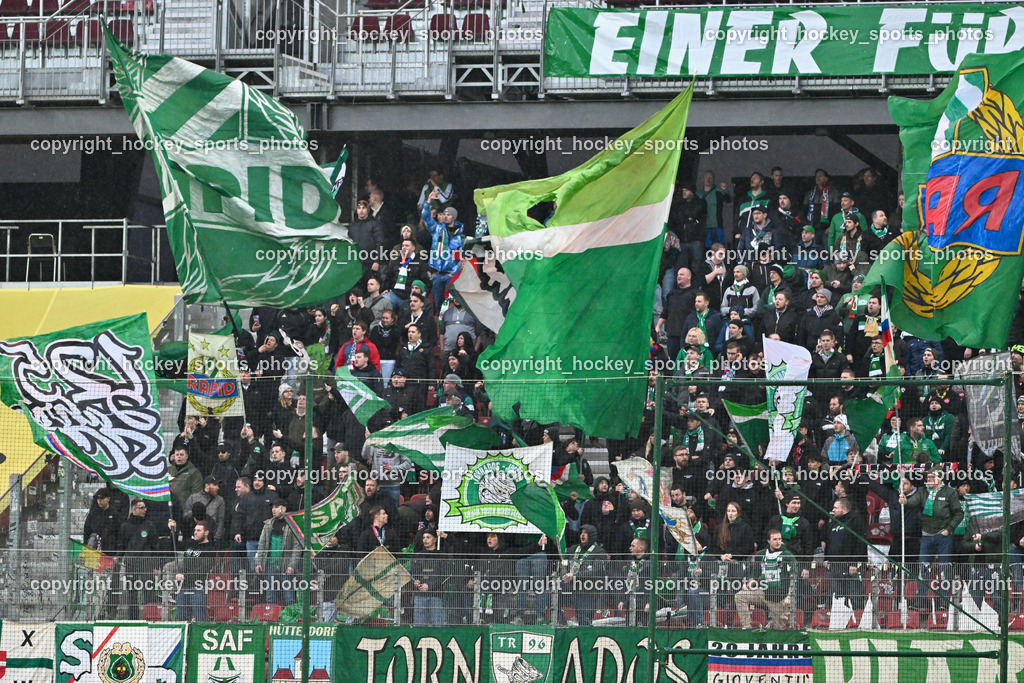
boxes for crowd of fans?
[76,164,1024,628]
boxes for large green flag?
[510,480,567,554]
[863,52,1024,348]
[473,86,693,438]
[0,314,171,501]
[104,27,361,307]
[333,366,390,425]
[364,406,475,471]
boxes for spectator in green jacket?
[900,468,964,602]
[169,447,204,503]
[894,417,941,465]
[922,394,956,459]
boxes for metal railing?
[0,0,972,103]
[0,219,167,285]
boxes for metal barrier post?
[1000,372,1013,683]
[472,568,481,624]
[301,373,313,683]
[8,475,22,619]
[58,461,72,616]
[237,569,247,621]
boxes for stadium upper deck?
[0,0,983,109]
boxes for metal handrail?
[0,219,166,286]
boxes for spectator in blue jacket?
[421,187,465,307]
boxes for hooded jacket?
[421,204,464,274]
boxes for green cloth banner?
[545,4,1024,78]
[334,625,708,682]
[55,623,185,683]
[810,632,1023,682]
[185,624,266,683]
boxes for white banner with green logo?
[438,444,552,533]
[544,4,1024,78]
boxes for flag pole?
[301,372,314,683]
[1000,371,1013,683]
[646,372,663,683]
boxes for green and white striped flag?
[364,406,475,471]
[321,146,349,198]
[334,366,389,425]
[473,86,693,439]
[722,399,770,458]
[104,27,361,307]
[963,489,1024,535]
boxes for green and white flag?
[763,337,811,462]
[186,624,266,683]
[105,27,361,307]
[510,479,567,554]
[722,399,770,458]
[963,489,1024,535]
[321,146,349,198]
[364,406,475,471]
[439,444,552,533]
[186,332,245,418]
[285,476,365,556]
[472,86,693,439]
[0,314,170,501]
[55,623,185,683]
[334,366,390,425]
[0,622,54,683]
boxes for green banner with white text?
[186,624,266,683]
[544,4,1024,78]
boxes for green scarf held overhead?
[923,487,939,516]
[781,515,797,540]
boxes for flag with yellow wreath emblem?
[864,52,1024,348]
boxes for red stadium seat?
[809,608,829,628]
[1,20,40,44]
[141,603,167,621]
[42,18,82,45]
[428,14,455,41]
[251,603,283,622]
[349,16,380,41]
[0,0,30,15]
[209,604,240,622]
[460,12,488,40]
[926,611,948,630]
[885,610,920,629]
[382,13,412,42]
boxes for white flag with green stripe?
[334,366,389,425]
[104,27,361,307]
[473,86,693,438]
[363,406,475,471]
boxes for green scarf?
[685,426,705,453]
[923,487,939,516]
[631,519,650,538]
[870,224,888,239]
[694,308,710,335]
[781,515,797,540]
